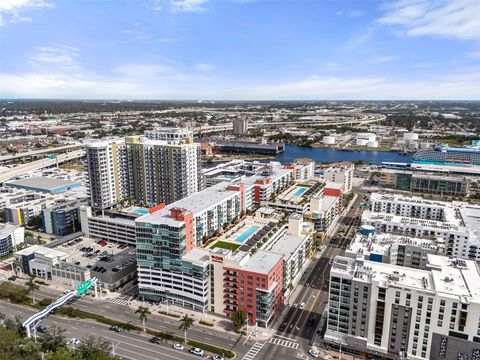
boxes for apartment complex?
[323,162,354,194]
[86,128,201,209]
[233,118,249,136]
[378,169,468,196]
[363,193,480,261]
[325,254,480,360]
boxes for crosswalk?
[269,337,299,349]
[107,298,130,306]
[242,341,265,360]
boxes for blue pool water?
[235,225,259,243]
[294,187,306,196]
[132,209,149,215]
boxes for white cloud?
[30,45,78,65]
[336,9,363,18]
[379,0,480,41]
[0,0,52,26]
[339,25,375,52]
[113,63,188,80]
[170,0,208,13]
[368,56,397,64]
[195,63,215,72]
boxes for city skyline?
[1,0,480,100]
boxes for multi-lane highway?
[0,150,85,184]
[2,285,255,359]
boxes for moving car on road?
[190,348,204,356]
[173,344,184,350]
[308,349,319,358]
[67,338,80,345]
[149,337,161,344]
[299,302,305,310]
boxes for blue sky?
[1,0,479,100]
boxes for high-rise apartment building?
[86,128,201,209]
[323,162,354,194]
[325,254,480,360]
[233,118,248,136]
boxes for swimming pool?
[294,187,306,196]
[235,225,259,243]
[132,208,149,215]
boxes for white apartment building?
[85,139,126,209]
[86,130,201,209]
[323,162,354,193]
[364,193,480,261]
[309,194,340,234]
[347,232,445,269]
[232,118,248,136]
[144,127,194,143]
[325,254,480,360]
[293,158,315,181]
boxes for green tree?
[77,335,111,359]
[135,306,150,332]
[40,324,66,352]
[230,310,246,331]
[178,315,194,343]
[26,275,40,304]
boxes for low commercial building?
[41,200,86,236]
[6,177,81,194]
[325,254,480,360]
[0,223,24,257]
[378,169,468,196]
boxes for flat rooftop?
[266,233,307,259]
[241,250,283,275]
[7,177,81,193]
[136,182,239,226]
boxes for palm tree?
[178,315,194,343]
[26,275,40,304]
[135,306,150,332]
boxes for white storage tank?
[356,138,368,146]
[367,141,378,148]
[403,132,419,141]
[322,135,336,145]
[357,132,376,142]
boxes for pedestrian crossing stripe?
[269,337,299,349]
[107,298,130,306]
[241,342,265,360]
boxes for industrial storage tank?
[322,136,336,145]
[356,138,368,146]
[360,225,375,236]
[403,132,419,141]
[367,141,378,148]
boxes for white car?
[212,356,224,360]
[64,289,73,295]
[67,338,80,345]
[308,349,319,358]
[299,302,305,310]
[173,343,184,350]
[190,348,204,356]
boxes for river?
[274,145,412,165]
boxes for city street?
[249,189,366,360]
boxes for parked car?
[278,321,287,331]
[173,344,184,350]
[190,348,204,356]
[212,355,224,360]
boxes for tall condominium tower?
[86,128,201,209]
[85,139,128,209]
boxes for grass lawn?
[210,241,241,251]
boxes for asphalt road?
[0,300,227,360]
[13,286,254,359]
[257,189,367,360]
